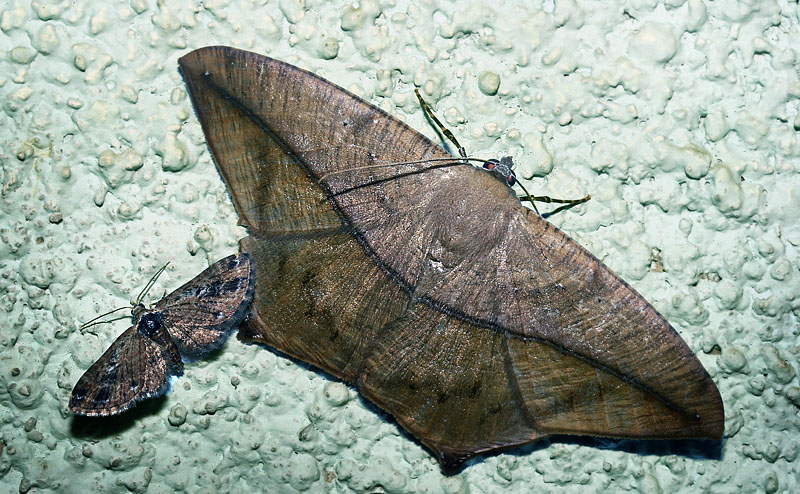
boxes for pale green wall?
[1,0,798,492]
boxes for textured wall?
[1,0,798,492]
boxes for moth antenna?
[80,263,173,330]
[318,157,483,182]
[79,306,131,331]
[135,262,170,306]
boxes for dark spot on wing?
[196,280,223,298]
[222,278,245,293]
[92,386,111,407]
[71,385,87,401]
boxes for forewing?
[69,323,183,417]
[180,46,724,472]
[178,46,453,236]
[154,253,255,359]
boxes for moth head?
[482,156,517,186]
[131,303,147,319]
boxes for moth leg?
[519,193,591,218]
[414,89,467,159]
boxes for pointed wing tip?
[701,401,726,441]
[178,45,227,65]
[695,377,725,440]
[674,413,724,442]
[178,46,224,81]
[177,48,201,72]
[178,46,248,75]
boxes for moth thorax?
[137,312,164,338]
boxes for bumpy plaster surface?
[1,0,798,492]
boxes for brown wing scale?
[179,46,724,471]
[155,253,255,359]
[69,316,183,417]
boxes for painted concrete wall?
[1,0,798,492]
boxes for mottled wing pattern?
[69,316,183,417]
[154,253,255,359]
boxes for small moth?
[69,253,255,416]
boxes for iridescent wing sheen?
[154,253,255,359]
[69,315,183,417]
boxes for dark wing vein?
[198,70,697,421]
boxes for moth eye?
[507,176,516,186]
